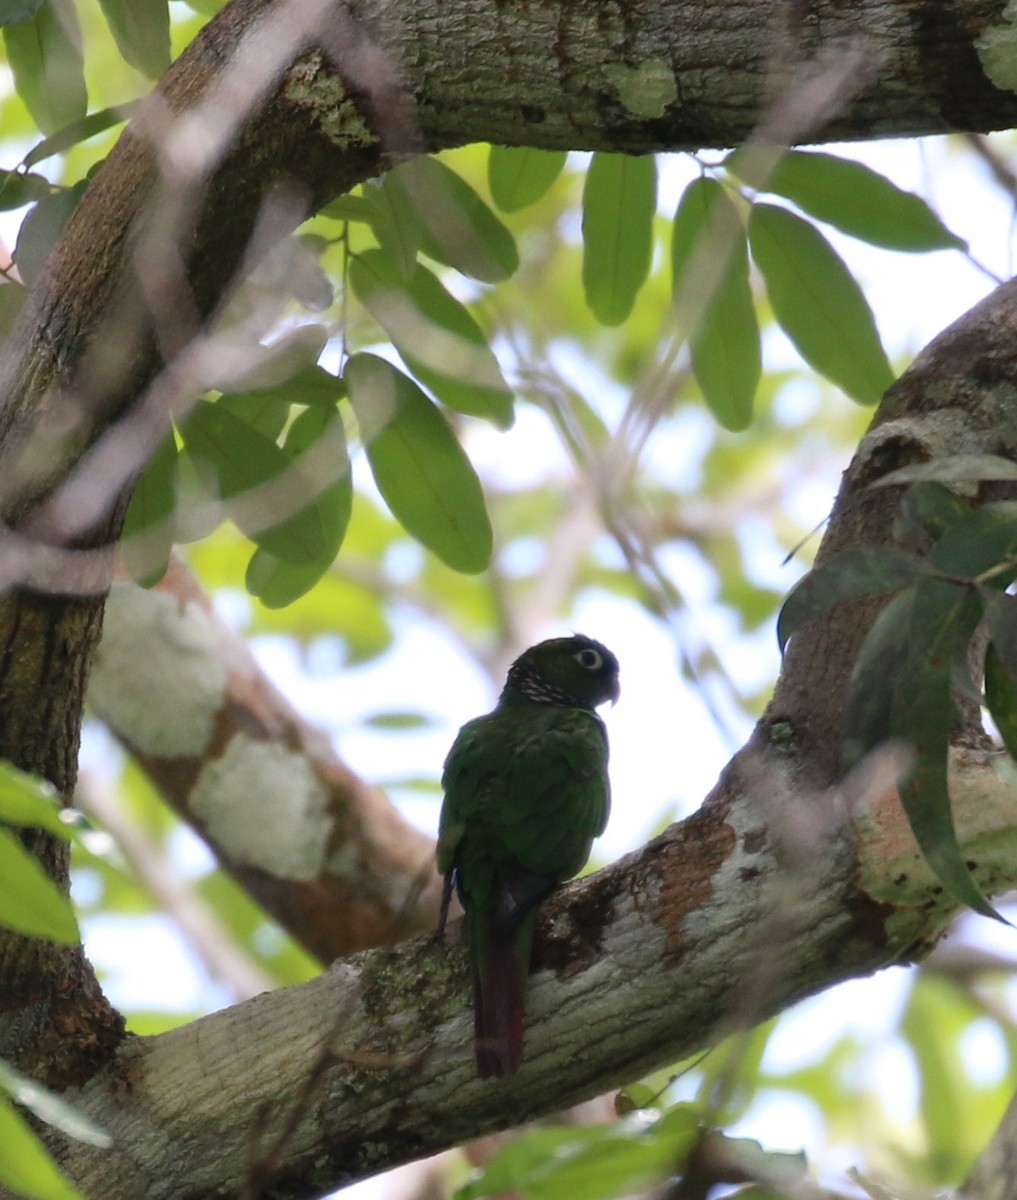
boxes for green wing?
[437,705,610,906]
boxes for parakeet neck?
[500,672,589,710]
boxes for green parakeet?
[437,634,619,1078]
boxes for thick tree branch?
[39,270,1017,1196]
[87,559,441,959]
[48,741,1015,1198]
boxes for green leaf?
[927,500,1017,580]
[986,641,1017,762]
[0,826,79,943]
[874,454,1017,489]
[744,150,966,253]
[844,589,916,771]
[894,579,999,919]
[0,1096,87,1200]
[582,152,657,325]
[22,103,134,168]
[748,203,894,404]
[122,431,178,587]
[0,1060,111,1147]
[0,762,70,839]
[349,249,514,429]
[3,0,87,136]
[894,481,973,544]
[386,158,518,282]
[0,169,50,210]
[671,177,760,430]
[245,405,352,607]
[12,181,85,287]
[97,0,169,78]
[0,283,27,342]
[458,1109,699,1200]
[983,588,1017,682]
[777,548,931,653]
[181,402,337,566]
[365,176,423,278]
[0,1,44,22]
[362,711,435,730]
[345,353,493,573]
[488,146,567,211]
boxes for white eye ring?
[575,648,603,670]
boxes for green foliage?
[488,146,567,211]
[2,0,86,135]
[741,149,967,253]
[0,1097,87,1200]
[782,489,1017,917]
[671,176,760,430]
[0,825,78,943]
[96,0,169,79]
[748,203,895,405]
[581,152,657,325]
[346,353,493,573]
[348,249,514,428]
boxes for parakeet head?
[502,635,620,710]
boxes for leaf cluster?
[779,465,1017,917]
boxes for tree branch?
[87,559,442,960]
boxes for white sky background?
[56,130,1017,1188]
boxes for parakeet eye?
[575,648,603,670]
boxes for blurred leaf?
[981,588,1017,684]
[366,175,423,277]
[246,404,352,607]
[13,180,85,286]
[777,548,930,653]
[318,191,375,224]
[21,103,133,168]
[122,431,178,587]
[843,588,915,769]
[387,157,518,283]
[927,500,1017,580]
[0,1096,86,1200]
[0,168,50,209]
[894,481,973,544]
[875,453,1017,489]
[0,762,69,838]
[0,283,26,340]
[0,1060,110,1147]
[488,146,567,211]
[0,826,79,942]
[345,353,493,573]
[748,203,894,404]
[3,0,87,135]
[182,401,340,566]
[894,579,998,919]
[0,1,44,21]
[362,711,435,730]
[349,248,514,428]
[97,0,169,78]
[986,642,1017,761]
[739,150,966,253]
[900,975,993,1183]
[457,1108,700,1200]
[582,152,656,325]
[671,177,760,430]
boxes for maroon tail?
[470,907,536,1078]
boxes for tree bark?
[88,561,442,959]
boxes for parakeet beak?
[607,677,620,706]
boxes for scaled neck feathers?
[500,663,590,709]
